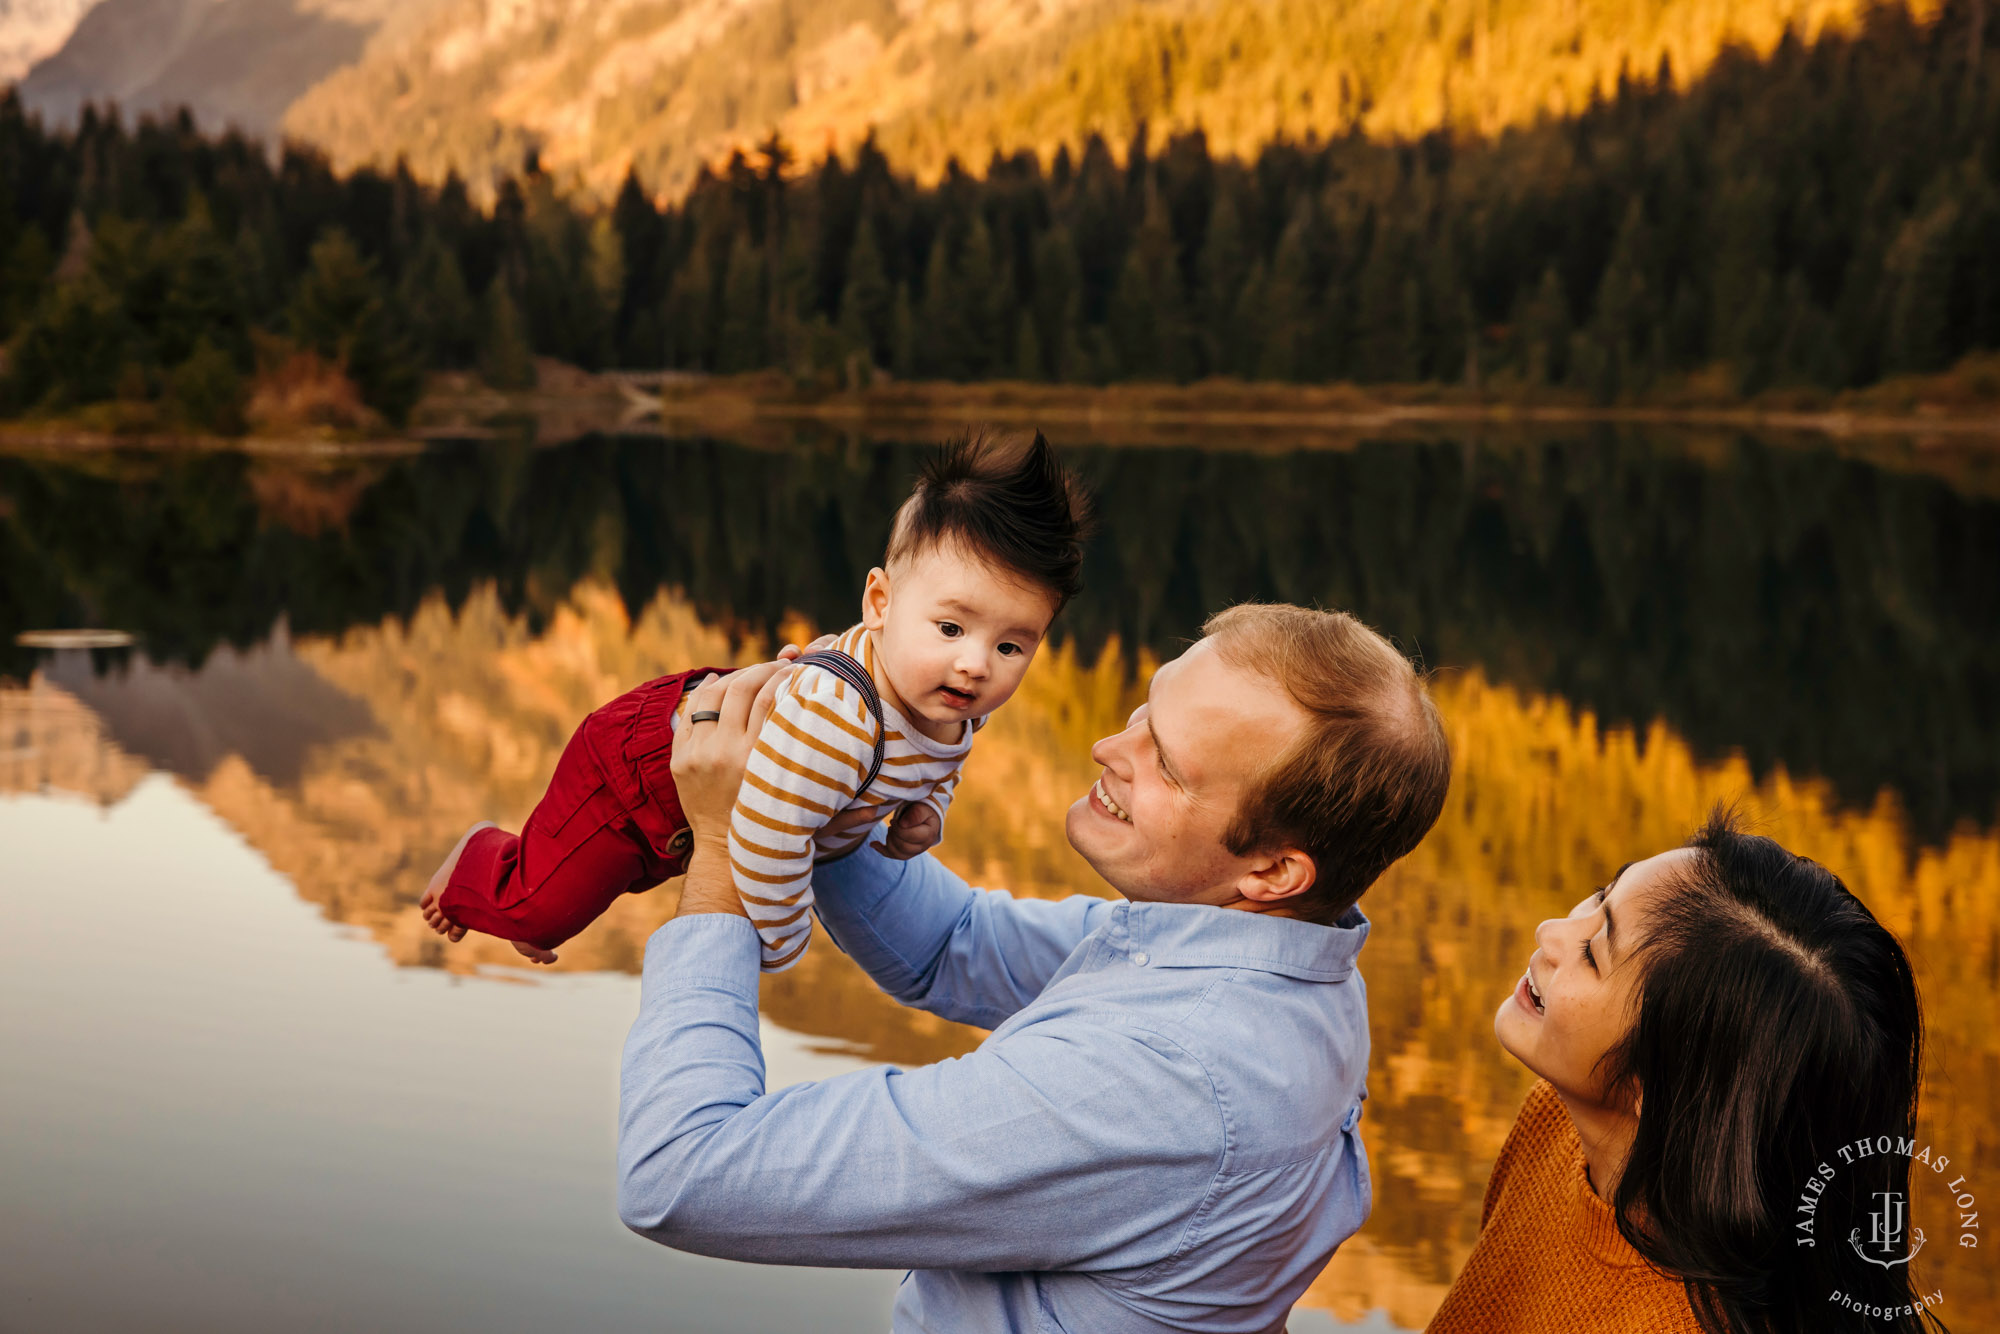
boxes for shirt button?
[1131,952,1150,967]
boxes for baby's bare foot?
[419,821,496,943]
[510,939,558,965]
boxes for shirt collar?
[1109,900,1369,982]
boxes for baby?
[419,429,1092,970]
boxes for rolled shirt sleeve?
[617,911,1222,1273]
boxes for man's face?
[1066,638,1307,905]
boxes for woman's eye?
[1582,939,1598,970]
[938,622,962,638]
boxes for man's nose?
[1090,724,1137,774]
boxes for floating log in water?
[14,629,138,649]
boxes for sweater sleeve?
[728,670,876,972]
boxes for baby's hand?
[878,801,943,860]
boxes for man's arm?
[618,911,1220,1271]
[811,841,1115,1030]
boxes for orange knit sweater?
[1425,1081,1705,1334]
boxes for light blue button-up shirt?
[619,844,1373,1333]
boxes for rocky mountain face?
[12,0,447,141]
[10,0,1902,200]
[282,0,1134,198]
[0,0,101,83]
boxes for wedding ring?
[689,709,722,724]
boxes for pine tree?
[1518,267,1572,386]
[837,219,892,367]
[1196,188,1248,376]
[399,229,479,369]
[288,228,421,424]
[890,281,918,380]
[1013,309,1045,380]
[479,277,537,390]
[716,233,766,372]
[1106,188,1191,380]
[663,239,716,370]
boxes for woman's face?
[1493,847,1695,1108]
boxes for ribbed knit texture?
[730,623,976,971]
[1425,1081,1705,1334]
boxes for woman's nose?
[1532,917,1562,952]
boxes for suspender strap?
[798,649,887,795]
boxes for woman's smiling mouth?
[1514,968,1546,1016]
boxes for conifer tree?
[889,281,918,380]
[399,229,479,369]
[716,233,766,372]
[288,228,421,424]
[837,219,892,367]
[478,276,537,389]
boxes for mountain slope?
[0,0,102,83]
[14,0,447,139]
[282,0,1900,201]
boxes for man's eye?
[938,622,962,638]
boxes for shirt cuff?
[645,912,762,996]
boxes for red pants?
[438,665,734,950]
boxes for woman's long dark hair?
[1603,811,1947,1334]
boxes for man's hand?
[878,801,943,860]
[668,649,802,917]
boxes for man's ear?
[861,567,890,631]
[1236,847,1317,906]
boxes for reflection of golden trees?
[15,581,1992,1330]
[0,677,149,804]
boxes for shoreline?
[4,371,1998,456]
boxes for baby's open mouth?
[938,685,977,708]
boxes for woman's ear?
[861,567,891,631]
[1237,848,1317,908]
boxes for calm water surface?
[2,428,1995,1331]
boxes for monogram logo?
[1850,1189,1925,1269]
[1796,1132,1979,1320]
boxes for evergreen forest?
[0,0,1996,432]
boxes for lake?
[2,425,1995,1331]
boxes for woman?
[1426,814,1947,1334]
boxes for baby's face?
[862,542,1059,733]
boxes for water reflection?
[3,430,1996,1329]
[4,431,1995,838]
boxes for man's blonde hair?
[1202,603,1452,924]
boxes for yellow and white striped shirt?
[729,623,980,971]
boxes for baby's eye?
[938,622,963,638]
[997,641,1022,657]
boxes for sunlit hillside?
[282,0,1924,200]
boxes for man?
[619,604,1452,1333]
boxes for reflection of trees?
[18,578,1987,1331]
[5,431,1995,836]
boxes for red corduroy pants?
[438,665,734,950]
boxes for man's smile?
[1091,778,1133,824]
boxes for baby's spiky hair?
[885,428,1095,610]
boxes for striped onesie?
[731,623,981,971]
